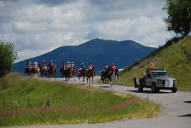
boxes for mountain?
[116,36,191,90]
[13,38,156,76]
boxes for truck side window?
[147,74,151,78]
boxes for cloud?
[0,0,175,62]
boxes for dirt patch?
[0,105,81,117]
[108,97,141,111]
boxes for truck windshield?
[152,72,172,77]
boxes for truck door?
[145,73,152,87]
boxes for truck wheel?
[156,88,160,92]
[151,83,157,93]
[171,87,177,93]
[138,84,143,92]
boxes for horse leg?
[87,77,90,84]
[92,76,93,84]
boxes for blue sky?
[0,0,175,62]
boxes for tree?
[164,0,191,36]
[0,41,17,77]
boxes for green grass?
[116,36,191,90]
[0,73,160,126]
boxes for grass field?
[116,36,191,90]
[0,73,160,126]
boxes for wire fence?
[0,96,51,117]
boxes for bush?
[0,41,17,77]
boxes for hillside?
[117,36,191,90]
[13,38,155,75]
[0,73,159,126]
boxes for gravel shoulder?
[3,77,191,128]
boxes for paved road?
[4,78,191,128]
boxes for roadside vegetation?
[116,36,191,90]
[0,41,17,77]
[0,73,160,126]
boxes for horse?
[78,68,86,82]
[101,68,117,86]
[70,64,77,81]
[101,69,110,84]
[33,65,40,77]
[40,64,48,77]
[48,62,56,78]
[25,62,33,76]
[60,63,70,81]
[86,68,95,84]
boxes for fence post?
[46,99,50,107]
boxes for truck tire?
[171,87,177,93]
[151,83,157,93]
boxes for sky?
[0,0,175,62]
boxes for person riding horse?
[109,63,117,85]
[71,62,76,77]
[60,61,69,80]
[101,64,110,84]
[40,60,48,77]
[78,63,86,82]
[62,61,72,80]
[60,61,66,76]
[101,63,118,85]
[48,60,56,77]
[25,61,33,75]
[33,60,40,76]
[86,63,95,84]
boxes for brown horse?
[60,62,70,81]
[48,62,56,78]
[40,63,48,77]
[86,68,94,84]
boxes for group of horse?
[25,61,119,85]
[25,61,95,84]
[25,61,57,78]
[100,67,119,86]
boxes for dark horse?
[86,68,94,84]
[101,68,118,85]
[48,62,56,78]
[25,61,33,76]
[78,67,86,82]
[60,63,71,81]
[101,69,110,84]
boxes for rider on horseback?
[27,61,32,69]
[88,62,94,70]
[66,61,71,69]
[110,63,117,71]
[25,61,33,75]
[71,62,76,76]
[41,60,47,70]
[49,60,56,69]
[80,63,85,68]
[104,64,109,71]
[48,60,57,77]
[33,60,39,72]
